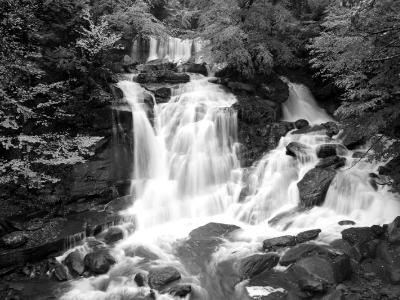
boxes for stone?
[286,142,311,159]
[227,81,255,93]
[297,168,336,208]
[207,77,220,84]
[263,235,296,251]
[154,87,171,99]
[137,71,190,84]
[340,125,368,149]
[322,290,344,300]
[338,220,356,226]
[148,266,181,290]
[330,239,361,262]
[134,272,147,287]
[85,237,107,250]
[294,119,309,129]
[125,245,160,261]
[296,229,321,243]
[387,216,400,244]
[280,243,332,266]
[63,250,84,276]
[165,285,192,297]
[189,222,241,240]
[322,122,340,138]
[238,253,279,279]
[53,262,69,281]
[376,241,400,284]
[341,227,376,245]
[84,250,116,274]
[103,227,124,244]
[1,231,28,248]
[316,156,346,169]
[24,218,44,231]
[181,63,208,76]
[298,277,327,293]
[316,144,347,158]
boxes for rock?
[84,250,116,274]
[125,245,160,261]
[280,243,332,266]
[163,72,190,84]
[137,71,190,84]
[85,237,107,251]
[134,272,147,287]
[294,119,309,129]
[316,156,346,169]
[207,77,220,84]
[257,78,289,103]
[181,62,208,76]
[286,142,311,159]
[387,216,400,244]
[298,277,327,293]
[148,266,181,290]
[238,253,279,279]
[227,81,255,93]
[63,250,84,276]
[376,241,400,284]
[154,87,171,100]
[338,220,356,226]
[292,124,326,135]
[263,235,296,251]
[165,284,192,297]
[1,231,28,248]
[316,144,347,158]
[296,229,321,243]
[189,222,241,240]
[322,122,340,138]
[138,61,177,72]
[103,227,124,244]
[341,227,376,246]
[53,262,69,281]
[24,218,44,231]
[330,239,361,262]
[297,168,336,208]
[322,290,344,300]
[340,125,368,149]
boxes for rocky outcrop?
[180,62,207,76]
[297,167,336,208]
[83,250,116,274]
[137,70,190,84]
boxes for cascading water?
[60,76,400,300]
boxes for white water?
[147,36,203,63]
[61,77,400,300]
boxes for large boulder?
[164,285,192,297]
[227,81,256,93]
[297,168,336,208]
[180,62,208,76]
[296,229,321,243]
[137,71,190,84]
[341,227,376,246]
[286,142,311,159]
[280,243,332,266]
[339,125,368,149]
[63,250,85,275]
[316,156,346,169]
[387,216,400,244]
[84,250,116,274]
[53,262,69,281]
[294,119,309,129]
[316,144,347,158]
[376,241,400,284]
[103,227,124,244]
[1,231,28,248]
[238,253,279,279]
[148,266,181,290]
[263,235,296,251]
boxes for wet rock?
[227,81,255,93]
[338,220,356,226]
[294,119,309,129]
[292,124,326,135]
[63,250,84,275]
[189,222,241,240]
[316,144,347,158]
[323,122,340,138]
[148,266,181,290]
[180,62,208,76]
[280,243,332,266]
[371,224,385,237]
[316,156,346,169]
[340,125,368,149]
[154,87,171,100]
[286,142,311,159]
[103,227,124,244]
[138,61,177,72]
[24,219,44,231]
[238,253,279,279]
[298,168,336,208]
[137,71,190,84]
[322,290,344,300]
[53,262,69,281]
[85,237,107,250]
[207,77,220,84]
[387,216,400,244]
[263,235,296,251]
[341,227,376,246]
[330,239,361,262]
[1,231,28,248]
[134,272,148,287]
[84,250,116,274]
[298,277,327,293]
[165,284,192,297]
[125,245,160,261]
[376,241,400,284]
[296,229,321,243]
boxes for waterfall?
[146,36,203,63]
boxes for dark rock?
[322,122,340,138]
[322,290,344,300]
[165,284,192,297]
[63,250,84,275]
[294,119,309,129]
[24,219,44,231]
[181,62,208,76]
[53,262,69,281]
[110,85,124,100]
[238,253,279,279]
[227,81,255,93]
[84,250,116,274]
[137,71,190,84]
[292,124,326,135]
[338,220,356,226]
[138,61,177,72]
[154,87,171,99]
[340,125,368,149]
[148,266,181,290]
[376,241,400,284]
[297,168,336,208]
[189,222,241,240]
[286,142,311,159]
[257,78,289,103]
[296,229,321,243]
[85,237,107,250]
[387,216,400,244]
[316,156,346,169]
[370,224,385,237]
[263,235,296,251]
[316,144,347,158]
[1,231,28,248]
[207,77,220,84]
[298,277,327,293]
[125,245,159,261]
[163,72,190,84]
[103,227,124,244]
[330,239,361,262]
[280,243,332,266]
[341,227,376,246]
[134,272,147,287]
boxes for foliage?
[308,0,400,126]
